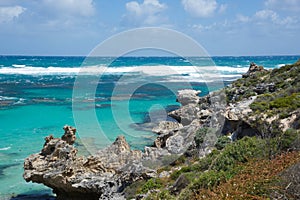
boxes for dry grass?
[193,151,300,200]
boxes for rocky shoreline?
[24,88,217,200]
[23,61,300,199]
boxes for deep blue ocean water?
[0,55,299,199]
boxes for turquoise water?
[0,55,299,198]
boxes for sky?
[0,0,299,56]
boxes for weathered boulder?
[168,104,201,126]
[40,135,77,158]
[254,83,276,94]
[61,125,76,145]
[199,109,212,119]
[242,62,267,78]
[143,146,171,162]
[165,122,200,154]
[168,105,212,126]
[152,121,183,135]
[154,131,174,148]
[176,89,201,106]
[94,135,143,171]
[223,97,261,140]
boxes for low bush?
[278,129,300,151]
[140,178,163,194]
[194,151,300,200]
[145,189,175,200]
[215,135,231,150]
[194,128,208,148]
[269,93,300,110]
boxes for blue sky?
[0,0,299,56]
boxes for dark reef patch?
[10,191,55,200]
[0,163,19,178]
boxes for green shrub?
[250,101,270,112]
[194,128,208,148]
[170,166,193,180]
[279,111,290,119]
[190,170,228,190]
[145,189,175,200]
[123,180,146,199]
[140,178,163,194]
[215,136,231,150]
[177,187,194,200]
[171,137,266,194]
[170,154,186,166]
[243,90,256,98]
[269,93,300,110]
[212,137,265,171]
[278,129,299,151]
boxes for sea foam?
[0,65,249,76]
[0,147,11,151]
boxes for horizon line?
[1,54,300,58]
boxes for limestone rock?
[225,109,239,121]
[242,62,267,78]
[61,125,76,145]
[168,104,200,126]
[199,109,212,119]
[152,121,183,135]
[222,97,261,140]
[176,89,201,106]
[143,146,170,160]
[94,135,143,171]
[165,123,200,154]
[23,127,152,200]
[154,131,174,148]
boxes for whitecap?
[0,147,11,151]
[0,65,249,78]
[276,64,286,68]
[0,96,18,100]
[12,64,26,68]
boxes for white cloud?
[254,9,278,21]
[124,0,167,26]
[43,0,95,17]
[265,0,300,12]
[218,4,227,14]
[192,23,216,32]
[254,9,298,26]
[181,0,217,17]
[0,6,26,23]
[236,14,250,23]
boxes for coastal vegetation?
[127,60,300,199]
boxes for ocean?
[0,55,299,199]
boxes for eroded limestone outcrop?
[23,128,154,200]
[242,62,267,78]
[152,121,183,135]
[176,89,201,106]
[61,125,76,145]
